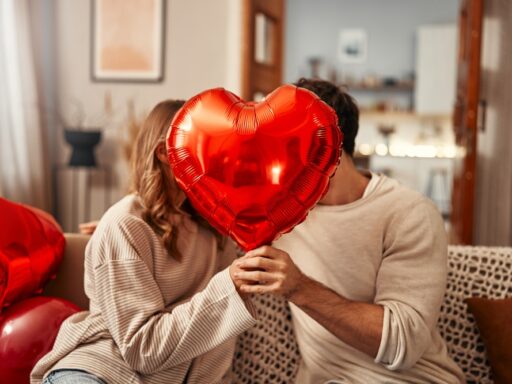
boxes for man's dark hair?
[295,78,359,156]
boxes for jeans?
[43,369,107,384]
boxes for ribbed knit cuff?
[210,267,258,321]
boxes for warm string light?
[356,143,458,158]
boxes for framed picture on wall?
[91,0,166,82]
[338,29,367,64]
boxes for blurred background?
[1,0,511,246]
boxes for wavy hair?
[130,100,221,261]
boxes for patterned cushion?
[232,246,512,384]
[438,246,512,384]
[231,294,300,383]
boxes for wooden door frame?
[241,0,284,101]
[451,0,484,244]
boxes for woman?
[31,100,256,384]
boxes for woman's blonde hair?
[130,100,189,260]
[131,100,224,259]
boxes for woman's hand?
[234,245,307,300]
[79,220,99,235]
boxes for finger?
[244,245,284,260]
[79,227,94,235]
[240,282,279,294]
[79,222,96,234]
[80,221,98,228]
[237,256,280,271]
[235,270,281,283]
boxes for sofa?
[43,235,512,383]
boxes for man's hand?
[229,258,247,293]
[235,245,384,358]
[234,245,307,301]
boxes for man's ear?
[155,142,169,164]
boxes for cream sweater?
[31,195,256,384]
[274,175,465,384]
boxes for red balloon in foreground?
[0,296,80,384]
[0,198,65,309]
[167,84,342,250]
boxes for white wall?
[48,0,242,229]
[55,0,241,118]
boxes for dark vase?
[64,129,102,167]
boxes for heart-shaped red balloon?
[167,84,342,251]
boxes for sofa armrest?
[43,233,90,310]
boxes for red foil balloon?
[0,198,65,309]
[167,84,342,250]
[0,296,80,383]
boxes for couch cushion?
[438,246,512,384]
[43,233,90,309]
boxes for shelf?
[343,83,414,92]
[360,111,452,121]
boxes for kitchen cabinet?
[415,25,457,115]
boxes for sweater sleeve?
[374,199,447,370]
[93,217,257,375]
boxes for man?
[233,78,465,383]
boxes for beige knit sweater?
[31,195,257,384]
[274,175,465,384]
